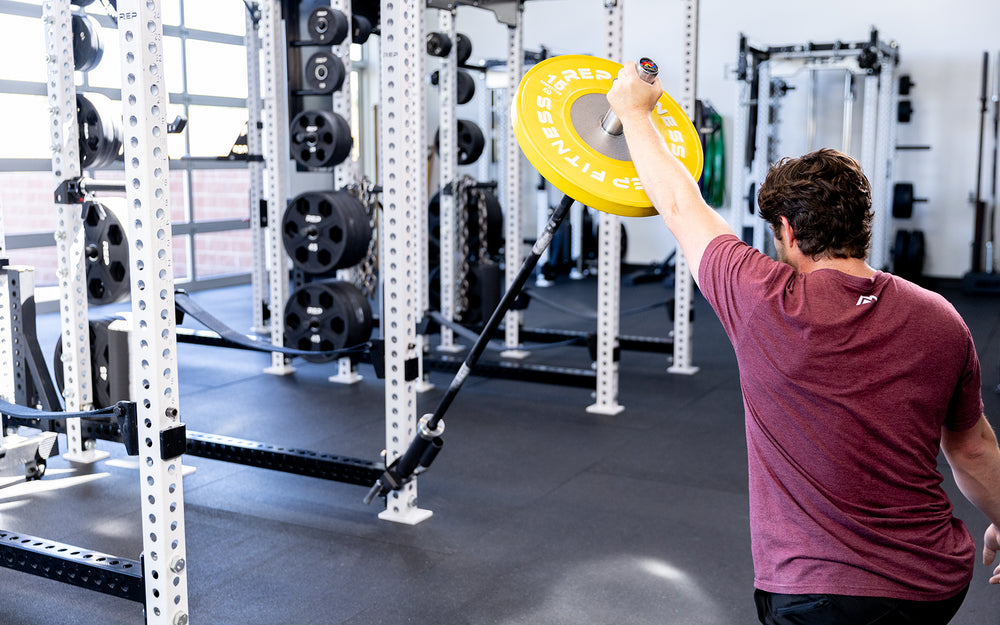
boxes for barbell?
[365,55,703,502]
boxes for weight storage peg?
[283,280,373,363]
[282,190,372,274]
[305,52,346,93]
[434,119,486,165]
[307,7,349,45]
[290,110,353,169]
[72,13,103,72]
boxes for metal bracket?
[426,0,521,26]
[160,424,187,460]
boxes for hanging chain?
[346,178,379,299]
[454,175,474,314]
[475,186,489,263]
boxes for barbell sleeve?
[600,57,660,136]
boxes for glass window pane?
[173,234,191,282]
[185,40,248,98]
[163,36,185,95]
[168,170,187,222]
[0,173,57,233]
[0,15,46,82]
[0,95,52,159]
[191,169,249,220]
[186,105,248,158]
[7,247,59,288]
[194,229,252,278]
[184,1,246,37]
[162,0,182,27]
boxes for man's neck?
[796,254,875,279]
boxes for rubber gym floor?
[2,275,999,625]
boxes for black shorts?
[754,585,969,625]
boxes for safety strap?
[174,291,368,359]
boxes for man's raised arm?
[606,61,733,285]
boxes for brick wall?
[0,169,254,286]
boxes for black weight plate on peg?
[455,32,472,64]
[82,201,131,306]
[72,14,103,72]
[455,119,485,165]
[426,31,452,57]
[335,281,374,347]
[283,280,373,362]
[307,7,349,45]
[892,229,910,276]
[352,14,373,44]
[333,191,374,269]
[906,230,925,278]
[892,182,914,219]
[53,316,120,409]
[282,190,372,274]
[433,119,486,165]
[77,93,122,169]
[305,52,346,93]
[290,110,353,168]
[456,70,475,105]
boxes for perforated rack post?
[117,2,190,622]
[500,4,525,357]
[587,0,625,415]
[246,3,269,335]
[436,7,462,354]
[378,0,432,525]
[666,0,700,376]
[259,0,294,376]
[330,0,365,386]
[42,0,104,462]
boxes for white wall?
[443,0,1000,279]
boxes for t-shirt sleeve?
[698,234,787,342]
[944,329,985,432]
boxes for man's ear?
[779,216,796,248]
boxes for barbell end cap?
[638,57,659,80]
[362,480,385,505]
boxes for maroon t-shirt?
[699,234,982,600]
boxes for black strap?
[174,291,367,359]
[0,399,125,422]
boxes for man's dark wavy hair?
[757,148,873,259]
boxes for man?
[607,61,1000,625]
